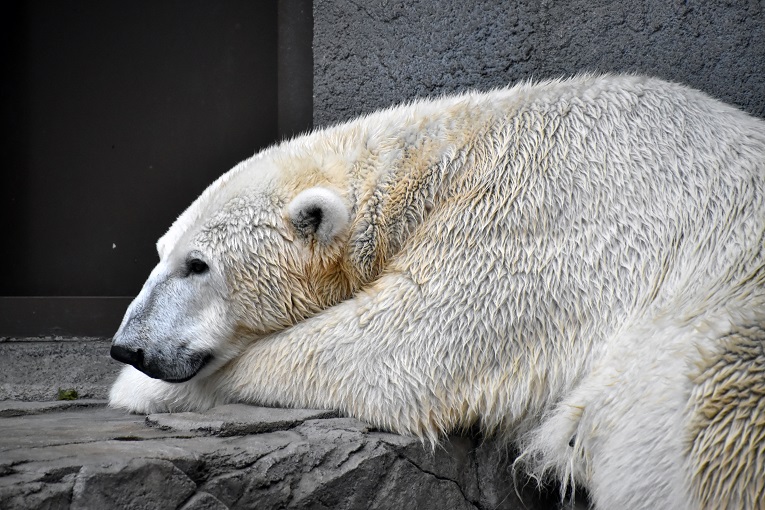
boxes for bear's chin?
[143,352,215,384]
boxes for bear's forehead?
[187,191,285,249]
[208,192,282,227]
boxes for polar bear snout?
[110,330,215,383]
[108,256,233,383]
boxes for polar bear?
[109,74,765,509]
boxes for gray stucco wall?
[313,0,764,126]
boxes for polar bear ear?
[286,187,350,244]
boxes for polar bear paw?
[108,366,177,414]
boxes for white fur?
[110,74,765,509]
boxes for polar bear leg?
[109,366,176,414]
[109,365,225,414]
[520,315,735,509]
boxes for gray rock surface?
[146,404,339,436]
[71,459,197,510]
[313,0,765,126]
[0,399,108,418]
[0,402,566,510]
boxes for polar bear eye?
[186,258,209,276]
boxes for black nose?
[110,344,145,369]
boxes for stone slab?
[0,398,108,417]
[146,404,338,436]
[0,403,569,510]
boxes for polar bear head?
[110,150,355,383]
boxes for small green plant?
[57,388,78,401]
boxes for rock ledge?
[0,401,563,509]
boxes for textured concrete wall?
[313,0,764,126]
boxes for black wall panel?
[1,0,312,335]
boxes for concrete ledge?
[0,402,567,509]
[0,337,120,401]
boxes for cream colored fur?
[110,74,765,509]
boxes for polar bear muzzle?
[110,256,230,383]
[110,342,213,383]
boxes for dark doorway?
[1,1,311,335]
